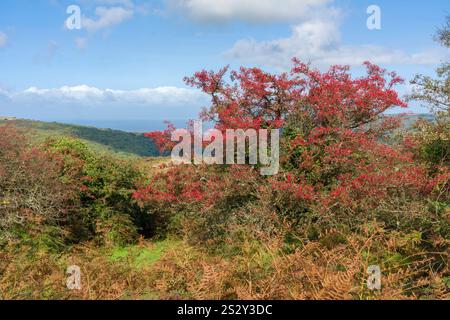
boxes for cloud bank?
[225,19,447,68]
[0,85,208,121]
[1,85,204,106]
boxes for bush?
[43,136,149,245]
[138,60,449,251]
[0,130,152,249]
[0,127,80,245]
[406,112,449,167]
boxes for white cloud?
[166,0,332,23]
[166,0,445,68]
[82,6,134,32]
[0,31,7,48]
[6,85,206,107]
[71,1,150,48]
[226,18,447,69]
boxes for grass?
[109,239,182,269]
[1,232,448,300]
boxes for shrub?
[44,136,147,245]
[0,127,80,245]
[406,112,449,167]
[138,60,448,248]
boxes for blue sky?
[0,0,448,127]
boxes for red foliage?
[133,165,259,209]
[269,174,315,201]
[137,59,445,216]
[133,166,204,204]
[185,59,406,131]
[147,59,405,152]
[144,121,177,153]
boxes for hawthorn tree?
[185,60,405,131]
[147,59,407,176]
[138,59,448,235]
[149,59,405,147]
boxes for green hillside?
[0,119,160,158]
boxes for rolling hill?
[0,119,160,158]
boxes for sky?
[0,0,449,128]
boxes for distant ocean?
[61,119,193,133]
